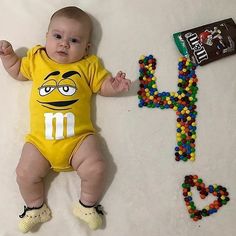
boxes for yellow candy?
[190,153,195,157]
[140,55,145,60]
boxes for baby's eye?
[54,33,62,39]
[70,38,79,43]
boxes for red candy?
[182,175,230,221]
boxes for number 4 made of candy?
[137,55,198,162]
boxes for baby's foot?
[73,201,104,230]
[18,203,51,233]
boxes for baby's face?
[46,16,90,64]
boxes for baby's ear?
[86,42,91,50]
[85,43,91,55]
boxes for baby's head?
[46,6,92,64]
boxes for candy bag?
[173,18,236,65]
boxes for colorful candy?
[137,56,230,221]
[137,55,198,162]
[182,175,230,221]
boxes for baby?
[0,6,131,233]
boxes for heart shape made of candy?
[182,175,230,221]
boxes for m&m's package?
[173,18,236,65]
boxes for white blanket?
[1,0,236,235]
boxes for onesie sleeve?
[20,45,41,80]
[87,55,111,93]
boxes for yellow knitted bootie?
[73,201,103,230]
[18,203,51,233]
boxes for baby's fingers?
[116,71,126,81]
[0,40,13,56]
[121,79,131,92]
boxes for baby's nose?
[60,39,70,48]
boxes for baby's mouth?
[57,51,68,56]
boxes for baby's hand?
[111,71,131,93]
[0,40,13,56]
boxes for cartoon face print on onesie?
[33,70,82,140]
[37,70,80,111]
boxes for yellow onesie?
[20,45,110,172]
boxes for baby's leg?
[16,142,51,208]
[71,135,106,206]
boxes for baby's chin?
[53,57,72,64]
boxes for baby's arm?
[0,40,27,81]
[99,71,131,96]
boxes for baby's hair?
[51,6,89,21]
[50,6,92,37]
